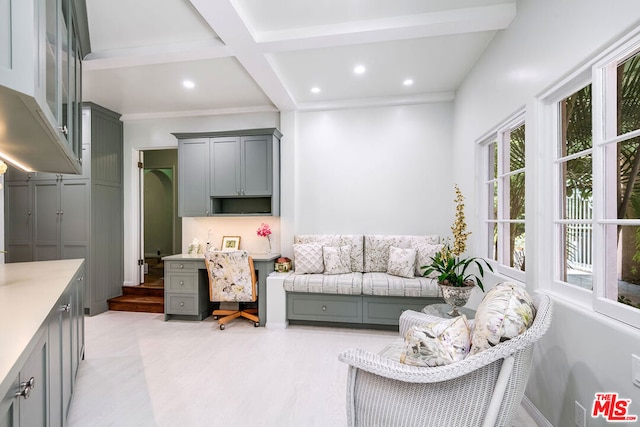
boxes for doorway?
[140,149,181,286]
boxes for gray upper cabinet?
[175,128,281,217]
[178,138,210,217]
[0,0,89,174]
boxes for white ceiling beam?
[188,0,297,111]
[83,40,231,70]
[256,4,516,52]
[296,92,455,112]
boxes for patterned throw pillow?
[323,245,352,275]
[469,282,537,355]
[413,242,444,277]
[293,244,324,274]
[400,315,471,367]
[387,246,417,278]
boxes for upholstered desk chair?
[204,250,259,330]
[339,294,553,427]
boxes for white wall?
[122,112,280,285]
[453,1,640,425]
[295,103,454,236]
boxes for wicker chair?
[338,294,552,427]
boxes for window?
[547,30,640,327]
[481,113,525,281]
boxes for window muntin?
[483,118,525,277]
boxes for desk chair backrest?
[205,250,257,303]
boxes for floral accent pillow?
[400,315,471,367]
[413,242,444,277]
[469,282,536,355]
[323,245,352,275]
[293,244,324,274]
[387,246,417,278]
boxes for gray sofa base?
[286,292,443,327]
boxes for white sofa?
[281,234,445,327]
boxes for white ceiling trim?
[119,105,279,122]
[296,91,455,112]
[255,4,516,52]
[189,0,297,111]
[83,40,231,70]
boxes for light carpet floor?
[67,311,538,427]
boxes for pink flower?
[256,223,272,237]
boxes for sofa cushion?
[283,272,363,294]
[400,315,471,367]
[295,235,364,272]
[387,246,417,278]
[293,243,324,274]
[323,245,352,274]
[469,282,536,355]
[362,272,440,297]
[364,235,440,272]
[414,242,444,277]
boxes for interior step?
[108,285,164,313]
[122,284,164,297]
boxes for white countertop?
[163,253,281,262]
[0,259,84,394]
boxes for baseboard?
[265,321,289,329]
[522,395,553,427]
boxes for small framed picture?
[221,236,241,250]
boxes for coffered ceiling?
[82,0,516,119]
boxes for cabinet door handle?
[322,305,327,311]
[59,303,71,312]
[27,211,32,216]
[179,302,184,307]
[179,264,184,269]
[59,125,68,135]
[179,281,184,286]
[15,377,35,399]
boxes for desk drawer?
[287,293,362,323]
[166,294,198,315]
[166,261,200,272]
[166,273,197,292]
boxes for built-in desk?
[162,253,280,326]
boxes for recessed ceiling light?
[354,65,366,75]
[311,87,321,94]
[182,80,195,89]
[403,79,414,86]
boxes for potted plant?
[421,184,493,316]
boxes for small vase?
[266,236,272,254]
[438,281,475,317]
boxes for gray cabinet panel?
[178,138,209,216]
[0,375,18,427]
[33,182,59,261]
[287,293,363,323]
[5,182,32,263]
[60,181,88,244]
[18,331,48,427]
[210,137,239,196]
[242,136,272,196]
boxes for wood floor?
[67,311,538,426]
[107,259,165,313]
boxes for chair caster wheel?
[254,322,260,327]
[220,324,225,330]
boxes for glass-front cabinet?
[0,0,87,174]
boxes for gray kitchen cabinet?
[175,128,281,217]
[0,0,89,174]
[3,102,123,316]
[4,182,32,263]
[177,138,210,217]
[0,329,49,427]
[210,135,272,197]
[0,261,84,427]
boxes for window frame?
[478,110,526,283]
[540,27,640,328]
